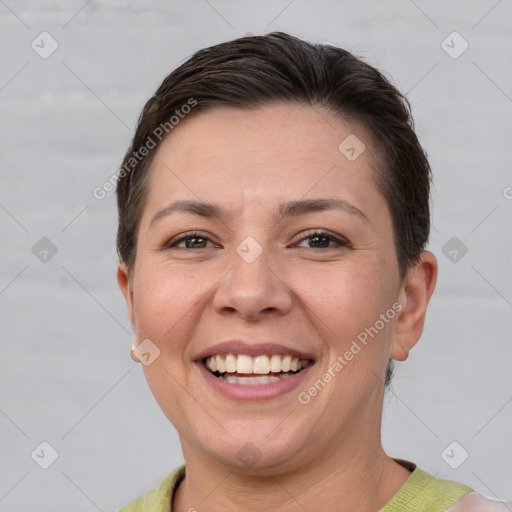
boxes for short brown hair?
[116,31,433,386]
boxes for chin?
[197,426,311,474]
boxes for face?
[118,103,429,473]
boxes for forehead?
[141,104,387,227]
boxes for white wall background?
[0,1,511,510]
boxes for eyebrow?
[149,197,370,229]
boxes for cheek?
[302,263,395,377]
[303,263,387,326]
[142,363,190,430]
[131,261,225,361]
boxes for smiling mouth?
[203,354,312,385]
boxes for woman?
[116,32,507,511]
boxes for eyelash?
[165,230,350,250]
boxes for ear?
[117,262,137,332]
[391,251,438,361]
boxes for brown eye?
[295,230,350,249]
[181,236,208,248]
[165,232,215,249]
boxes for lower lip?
[196,361,314,402]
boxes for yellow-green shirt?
[120,459,473,511]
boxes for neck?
[173,434,411,512]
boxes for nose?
[212,246,294,322]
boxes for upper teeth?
[205,354,309,374]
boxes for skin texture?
[117,103,438,511]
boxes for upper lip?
[194,340,316,362]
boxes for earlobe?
[130,342,141,363]
[391,251,438,361]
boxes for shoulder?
[382,459,473,511]
[446,492,512,512]
[386,460,510,512]
[397,465,473,499]
[119,464,186,512]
